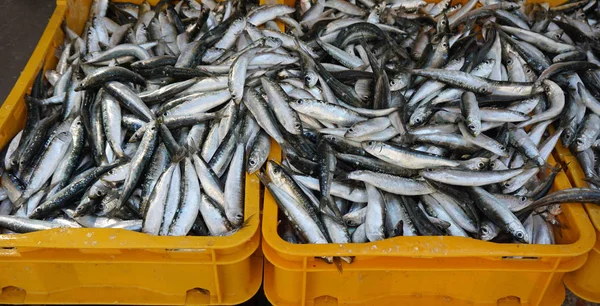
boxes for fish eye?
[526,69,532,74]
[504,182,511,187]
[520,196,527,202]
[506,59,513,65]
[481,227,489,234]
[576,139,584,145]
[294,123,301,128]
[426,168,434,171]
[555,34,561,39]
[516,231,524,239]
[490,161,496,168]
[348,128,354,132]
[442,43,448,48]
[77,121,82,125]
[296,99,303,104]
[415,118,422,123]
[390,80,396,86]
[249,159,256,165]
[151,126,156,130]
[468,124,476,130]
[368,141,375,146]
[499,145,506,151]
[478,162,485,169]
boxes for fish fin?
[521,159,545,170]
[213,107,231,120]
[186,139,198,155]
[333,257,344,274]
[10,196,27,215]
[254,171,271,186]
[393,220,404,237]
[318,196,343,223]
[172,147,188,163]
[318,197,328,213]
[240,214,254,229]
[583,176,600,188]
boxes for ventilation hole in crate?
[314,295,338,306]
[497,295,521,305]
[501,256,540,260]
[1,286,26,303]
[185,287,210,304]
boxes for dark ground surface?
[0,0,55,103]
[0,1,596,306]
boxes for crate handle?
[0,286,26,303]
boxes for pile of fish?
[253,0,600,249]
[0,0,267,236]
[1,0,600,247]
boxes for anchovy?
[1,0,593,252]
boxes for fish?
[2,0,597,258]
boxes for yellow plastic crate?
[262,1,593,305]
[555,142,600,303]
[263,140,595,306]
[0,1,262,304]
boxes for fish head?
[304,71,319,87]
[264,37,283,50]
[266,160,285,183]
[247,152,262,174]
[361,140,384,153]
[507,221,530,244]
[504,2,521,10]
[474,59,495,76]
[463,157,489,171]
[409,107,429,127]
[389,74,409,91]
[367,10,380,24]
[501,178,520,194]
[465,117,481,137]
[573,136,591,152]
[55,131,71,143]
[479,221,499,241]
[518,195,533,208]
[489,160,507,171]
[561,126,576,147]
